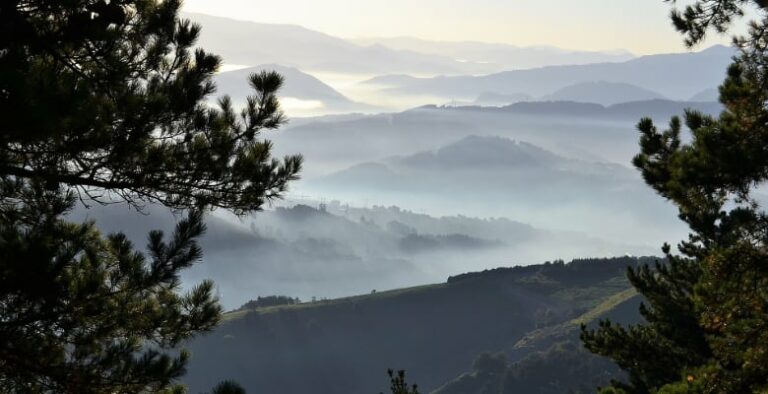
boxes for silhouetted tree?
[238,295,300,310]
[0,0,301,213]
[0,190,219,393]
[0,0,300,392]
[210,380,247,394]
[582,1,768,392]
[383,370,420,394]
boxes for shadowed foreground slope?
[183,257,649,393]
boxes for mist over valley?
[8,3,755,393]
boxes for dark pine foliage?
[0,0,300,392]
[210,380,247,394]
[0,187,220,393]
[582,1,768,392]
[383,370,420,394]
[0,0,302,213]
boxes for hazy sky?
[182,0,754,55]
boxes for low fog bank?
[65,100,697,309]
[272,102,720,178]
[69,201,654,310]
[280,131,688,246]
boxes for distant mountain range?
[364,45,734,101]
[184,12,733,113]
[447,99,723,119]
[317,135,642,200]
[300,134,685,245]
[463,82,668,107]
[689,87,720,102]
[184,12,492,75]
[395,136,569,170]
[272,99,721,179]
[214,64,376,115]
[216,64,349,102]
[184,12,638,75]
[354,37,635,70]
[542,81,665,106]
[472,92,533,106]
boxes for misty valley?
[4,2,768,394]
[87,13,721,393]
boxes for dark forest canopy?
[237,296,301,311]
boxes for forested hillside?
[183,257,650,393]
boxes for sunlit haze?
[10,1,768,393]
[183,0,750,55]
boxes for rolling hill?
[216,64,349,102]
[317,135,638,194]
[689,87,720,102]
[354,37,635,70]
[214,64,375,115]
[301,134,684,245]
[472,92,533,106]
[433,287,642,394]
[542,81,666,106]
[490,99,721,119]
[68,202,649,311]
[181,257,650,394]
[266,101,712,247]
[184,12,492,75]
[272,100,722,179]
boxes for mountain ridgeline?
[187,12,636,75]
[307,134,682,246]
[542,81,666,106]
[364,45,733,101]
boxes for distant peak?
[429,135,561,167]
[701,44,732,52]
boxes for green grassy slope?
[434,285,643,394]
[183,256,653,394]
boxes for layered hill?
[318,135,638,198]
[69,202,647,310]
[185,12,637,75]
[216,65,350,102]
[272,100,722,179]
[184,12,490,75]
[464,99,722,119]
[214,64,375,115]
[472,92,533,106]
[689,87,720,102]
[302,135,682,245]
[542,81,665,106]
[364,45,733,101]
[354,37,634,70]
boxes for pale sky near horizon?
[181,0,757,55]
